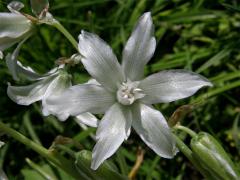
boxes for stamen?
[117,81,145,105]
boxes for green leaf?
[23,159,75,180]
[75,150,129,180]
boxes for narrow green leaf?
[75,150,129,180]
[25,158,58,180]
[196,48,231,73]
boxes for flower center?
[117,81,145,105]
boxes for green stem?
[174,125,197,137]
[23,112,42,145]
[173,134,195,160]
[0,122,81,179]
[173,134,212,178]
[55,144,76,158]
[26,158,57,180]
[51,20,78,51]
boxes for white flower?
[45,12,212,170]
[0,1,32,58]
[6,41,98,126]
[5,40,70,117]
[7,66,70,110]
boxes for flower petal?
[91,103,132,170]
[7,1,24,13]
[0,13,32,52]
[6,39,45,81]
[0,36,21,52]
[0,13,31,38]
[122,12,156,81]
[78,31,124,91]
[42,72,72,118]
[7,75,56,105]
[45,84,115,121]
[75,113,98,127]
[132,103,178,158]
[86,78,101,86]
[139,70,213,104]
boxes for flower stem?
[174,125,197,137]
[51,20,78,51]
[23,112,42,145]
[26,158,57,180]
[173,134,194,160]
[0,122,82,179]
[173,134,211,178]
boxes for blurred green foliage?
[0,0,240,179]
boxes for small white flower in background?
[7,65,70,113]
[44,12,213,170]
[0,1,33,59]
[6,40,98,127]
[5,38,69,117]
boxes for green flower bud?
[190,132,240,180]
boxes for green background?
[0,0,240,179]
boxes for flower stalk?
[25,158,57,180]
[51,20,78,51]
[174,125,197,138]
[173,134,212,178]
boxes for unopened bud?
[190,132,240,179]
[30,0,49,19]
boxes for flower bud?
[190,132,240,179]
[30,0,49,19]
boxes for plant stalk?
[173,134,211,178]
[174,125,197,137]
[51,20,78,51]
